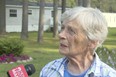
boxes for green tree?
[0,0,6,35]
[62,0,66,13]
[37,0,45,43]
[83,0,91,7]
[21,0,29,40]
[76,0,83,6]
[91,0,116,12]
[53,0,58,38]
[67,0,76,7]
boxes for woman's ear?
[88,40,98,49]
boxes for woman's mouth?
[60,43,68,48]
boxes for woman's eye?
[67,27,75,35]
[61,26,64,30]
[60,26,64,32]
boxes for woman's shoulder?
[100,61,116,76]
[40,57,67,76]
[42,57,67,69]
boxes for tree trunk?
[62,0,66,13]
[21,0,28,40]
[83,0,91,7]
[53,0,58,38]
[77,0,83,6]
[0,0,6,35]
[37,0,45,43]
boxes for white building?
[5,0,116,32]
[103,13,116,28]
[6,0,62,32]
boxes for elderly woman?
[40,7,116,77]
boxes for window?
[28,10,32,15]
[9,9,17,17]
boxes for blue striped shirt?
[40,53,116,77]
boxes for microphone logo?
[8,65,28,77]
[12,67,25,77]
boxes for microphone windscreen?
[25,64,36,76]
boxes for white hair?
[61,7,108,47]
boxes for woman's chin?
[59,49,68,55]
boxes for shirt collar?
[85,52,102,76]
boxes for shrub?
[0,38,24,56]
[96,46,116,69]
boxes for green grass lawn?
[0,28,116,77]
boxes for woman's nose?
[59,30,66,39]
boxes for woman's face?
[59,20,90,57]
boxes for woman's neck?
[67,51,94,74]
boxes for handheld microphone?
[7,64,36,77]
